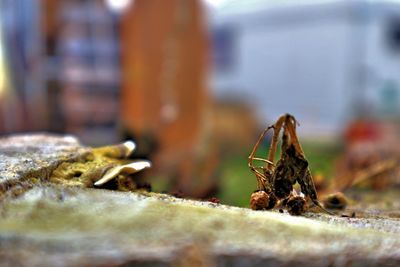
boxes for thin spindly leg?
[267,114,286,169]
[248,126,274,190]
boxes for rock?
[0,134,89,195]
[0,134,399,267]
[0,185,399,267]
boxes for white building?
[210,0,400,136]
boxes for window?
[385,17,400,53]
[212,26,235,73]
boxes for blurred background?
[1,0,400,206]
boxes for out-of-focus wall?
[119,0,218,196]
[0,0,45,133]
[210,0,400,137]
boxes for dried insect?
[248,114,331,215]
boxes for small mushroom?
[94,160,151,186]
[93,140,136,159]
[121,140,136,157]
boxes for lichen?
[47,143,138,190]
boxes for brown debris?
[323,192,348,210]
[335,120,400,191]
[248,114,329,215]
[172,190,185,198]
[250,190,270,210]
[207,197,220,204]
[136,182,152,192]
[286,195,307,216]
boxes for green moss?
[49,148,133,189]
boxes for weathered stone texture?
[0,134,89,192]
[0,135,399,267]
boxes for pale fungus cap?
[94,160,152,186]
[122,140,136,158]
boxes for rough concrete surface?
[0,134,89,193]
[0,134,399,267]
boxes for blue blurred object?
[0,0,45,133]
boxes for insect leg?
[266,115,286,167]
[248,126,273,190]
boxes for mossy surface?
[0,134,136,196]
[1,134,399,266]
[49,150,122,188]
[0,185,399,266]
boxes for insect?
[248,114,331,215]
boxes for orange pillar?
[120,0,213,195]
